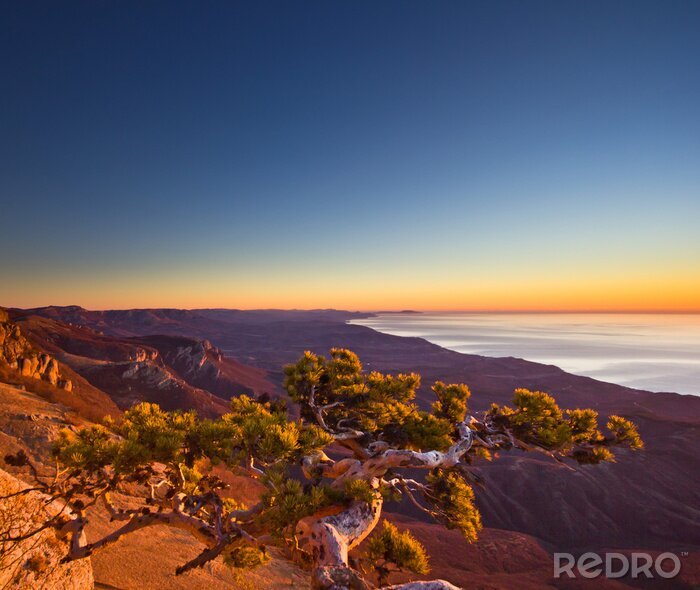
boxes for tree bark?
[293,421,476,588]
[296,482,383,589]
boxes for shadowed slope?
[10,312,278,418]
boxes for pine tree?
[2,348,643,589]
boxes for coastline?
[350,311,700,396]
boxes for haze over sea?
[350,313,700,396]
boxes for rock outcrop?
[0,310,72,391]
[0,468,93,589]
[132,347,158,362]
[129,334,277,400]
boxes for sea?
[349,313,700,396]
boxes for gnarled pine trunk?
[297,490,382,589]
[296,482,459,590]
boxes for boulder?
[37,354,51,374]
[45,359,60,386]
[18,358,34,377]
[1,316,71,392]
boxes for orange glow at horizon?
[3,266,699,313]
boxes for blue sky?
[1,1,699,310]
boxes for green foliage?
[117,402,196,463]
[326,348,365,396]
[184,417,241,466]
[53,394,332,478]
[259,471,339,537]
[178,464,203,494]
[425,469,482,542]
[572,446,615,464]
[223,395,331,467]
[567,408,602,443]
[298,423,335,450]
[283,350,328,405]
[509,389,571,447]
[222,496,247,514]
[223,545,270,569]
[398,412,453,452]
[283,349,469,451]
[53,425,120,471]
[607,415,643,449]
[55,403,228,473]
[366,521,430,585]
[485,389,643,464]
[431,381,470,423]
[365,370,421,405]
[344,478,376,504]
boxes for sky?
[1,1,699,312]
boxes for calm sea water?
[349,313,700,395]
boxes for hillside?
[0,310,120,422]
[3,305,699,588]
[7,312,278,419]
[128,334,276,399]
[0,381,310,589]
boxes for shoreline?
[350,312,700,397]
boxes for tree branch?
[175,535,237,576]
[65,508,220,560]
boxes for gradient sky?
[1,1,699,311]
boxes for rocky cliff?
[4,312,277,417]
[0,309,72,391]
[129,334,277,400]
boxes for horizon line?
[4,303,700,315]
